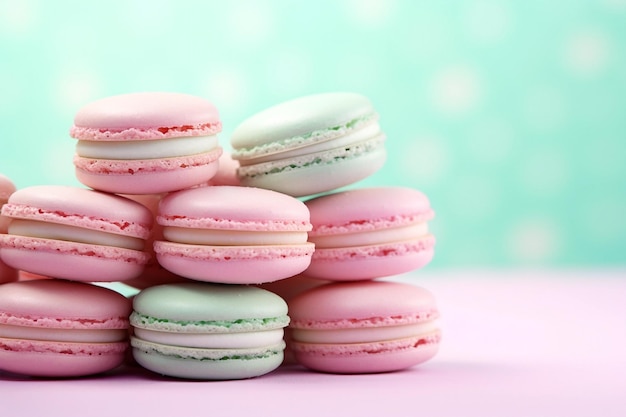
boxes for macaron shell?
[131,340,285,380]
[291,333,440,374]
[239,146,386,197]
[0,235,149,282]
[305,236,435,280]
[305,187,434,234]
[154,242,314,284]
[0,339,128,377]
[70,92,222,140]
[157,185,311,231]
[74,150,221,195]
[0,279,131,325]
[2,185,153,239]
[231,92,376,151]
[132,282,288,325]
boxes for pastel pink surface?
[304,187,436,280]
[157,186,311,231]
[288,281,440,374]
[1,270,625,417]
[70,92,221,140]
[0,280,131,377]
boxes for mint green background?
[1,0,624,268]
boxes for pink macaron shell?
[305,186,434,235]
[291,334,441,374]
[305,236,436,280]
[157,185,312,231]
[70,92,221,140]
[74,148,222,195]
[2,185,153,239]
[0,339,128,377]
[154,242,314,284]
[0,236,149,282]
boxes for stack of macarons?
[0,90,440,380]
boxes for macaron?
[230,92,386,197]
[0,174,17,284]
[154,186,314,284]
[70,92,223,194]
[304,186,436,280]
[288,281,441,374]
[0,279,131,377]
[0,185,152,282]
[130,283,289,380]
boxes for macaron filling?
[8,219,145,250]
[133,328,284,349]
[76,135,219,160]
[163,227,308,246]
[0,324,129,343]
[309,222,430,249]
[290,320,440,344]
[238,122,382,165]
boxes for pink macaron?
[154,186,315,284]
[288,280,441,374]
[70,92,223,194]
[0,279,131,377]
[0,174,17,284]
[0,185,153,282]
[303,187,436,280]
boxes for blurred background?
[0,0,624,269]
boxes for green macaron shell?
[131,283,289,333]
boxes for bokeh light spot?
[507,216,563,263]
[430,65,483,115]
[564,29,612,76]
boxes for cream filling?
[309,223,428,249]
[8,219,145,250]
[163,227,308,246]
[291,321,439,344]
[76,135,219,160]
[133,327,284,349]
[0,324,127,343]
[238,123,382,165]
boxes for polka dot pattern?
[1,0,624,268]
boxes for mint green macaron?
[130,283,289,380]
